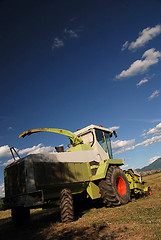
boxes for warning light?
[99,125,103,127]
[77,129,80,131]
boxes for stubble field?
[0,172,161,240]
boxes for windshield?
[95,129,113,159]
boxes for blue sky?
[0,0,161,196]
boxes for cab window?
[95,129,113,158]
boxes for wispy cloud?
[8,126,14,131]
[121,41,129,51]
[52,38,64,50]
[137,135,161,147]
[113,122,161,155]
[64,28,78,38]
[52,25,81,51]
[121,164,129,169]
[1,158,16,167]
[114,134,161,155]
[112,139,135,153]
[122,24,161,51]
[149,156,161,164]
[143,122,161,136]
[109,126,120,131]
[148,90,160,101]
[19,143,53,155]
[116,48,161,79]
[137,78,148,87]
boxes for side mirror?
[113,131,117,138]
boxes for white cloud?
[1,144,54,167]
[137,78,148,87]
[121,164,129,169]
[19,143,54,155]
[64,28,78,38]
[8,126,14,131]
[149,156,161,164]
[122,25,161,51]
[52,38,64,50]
[0,183,4,197]
[114,145,135,155]
[121,41,129,51]
[136,135,161,147]
[129,24,161,50]
[109,126,120,131]
[52,26,80,51]
[144,122,161,136]
[1,158,15,167]
[0,145,11,158]
[148,90,160,100]
[113,127,161,155]
[116,48,161,79]
[112,139,135,153]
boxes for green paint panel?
[87,182,101,199]
[33,161,91,200]
[37,182,88,200]
[81,163,91,181]
[67,143,92,152]
[33,162,67,186]
[65,162,91,182]
[108,159,124,165]
[65,163,76,182]
[91,159,124,181]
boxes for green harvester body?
[2,125,151,224]
[3,125,124,209]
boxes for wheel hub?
[116,176,126,196]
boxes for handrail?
[10,147,21,161]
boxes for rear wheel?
[60,189,74,223]
[99,165,130,207]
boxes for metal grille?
[4,161,26,197]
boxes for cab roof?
[74,124,113,136]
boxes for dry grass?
[0,173,161,240]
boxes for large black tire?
[99,165,130,207]
[11,207,30,225]
[60,189,74,223]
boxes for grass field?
[0,172,161,240]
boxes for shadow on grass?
[0,208,61,240]
[0,203,117,240]
[35,221,128,240]
[0,200,128,240]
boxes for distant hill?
[136,157,161,172]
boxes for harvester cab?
[74,124,117,161]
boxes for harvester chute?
[19,128,83,146]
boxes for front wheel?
[60,189,74,223]
[99,165,130,207]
